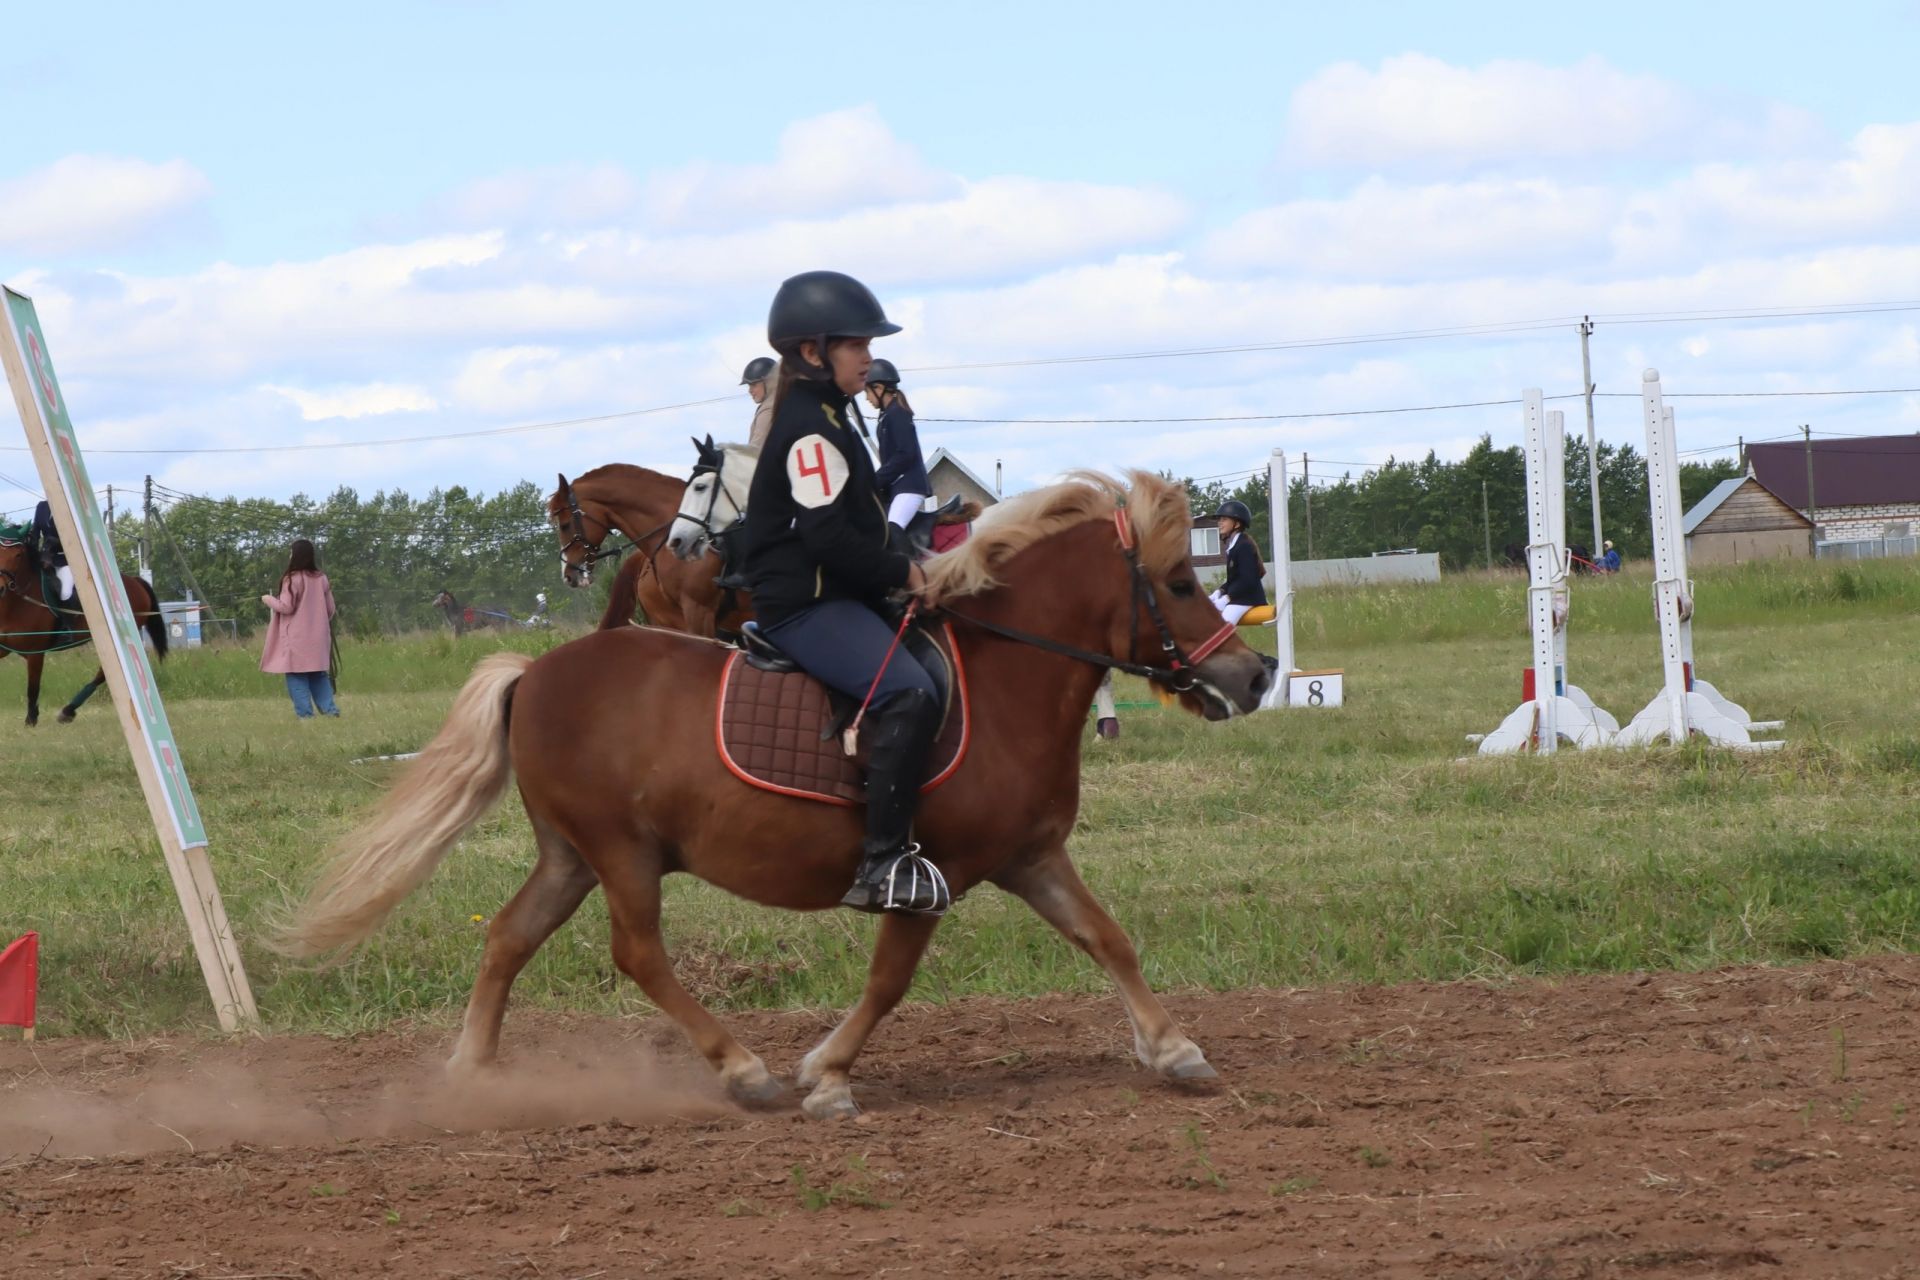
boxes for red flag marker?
[0,933,38,1041]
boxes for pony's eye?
[1169,579,1197,598]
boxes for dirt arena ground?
[5,957,1919,1279]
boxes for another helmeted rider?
[1208,499,1268,625]
[740,270,948,916]
[864,358,931,531]
[742,356,777,449]
[29,500,74,602]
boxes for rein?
[942,508,1234,693]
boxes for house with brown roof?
[1745,435,1920,547]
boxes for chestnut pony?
[546,464,751,637]
[277,473,1268,1119]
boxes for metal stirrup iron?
[881,845,949,915]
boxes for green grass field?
[4,557,1918,1038]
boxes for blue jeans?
[765,600,935,707]
[286,672,339,718]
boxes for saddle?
[904,494,965,556]
[717,620,970,806]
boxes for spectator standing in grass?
[260,538,339,718]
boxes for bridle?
[677,455,747,555]
[557,479,640,581]
[943,506,1236,699]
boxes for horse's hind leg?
[447,814,599,1075]
[797,912,940,1120]
[595,845,783,1107]
[995,849,1216,1081]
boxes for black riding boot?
[842,688,949,915]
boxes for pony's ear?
[556,471,569,493]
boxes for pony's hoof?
[726,1068,787,1109]
[56,709,75,724]
[1167,1058,1219,1082]
[444,1052,495,1081]
[801,1085,859,1121]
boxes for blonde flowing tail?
[270,653,534,959]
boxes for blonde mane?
[921,471,1193,602]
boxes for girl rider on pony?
[740,271,947,917]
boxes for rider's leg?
[765,600,945,913]
[55,565,74,601]
[1094,671,1120,741]
[885,491,927,530]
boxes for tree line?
[109,482,603,637]
[1180,435,1742,571]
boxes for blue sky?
[5,0,1919,517]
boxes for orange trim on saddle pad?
[713,623,971,807]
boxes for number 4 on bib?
[787,434,849,509]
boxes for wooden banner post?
[1,286,257,1032]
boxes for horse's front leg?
[994,848,1216,1080]
[798,912,941,1119]
[24,653,43,727]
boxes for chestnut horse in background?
[0,540,168,726]
[546,465,752,637]
[277,473,1269,1120]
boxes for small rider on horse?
[740,270,947,917]
[30,501,76,603]
[742,356,777,449]
[863,358,931,531]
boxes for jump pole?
[2,287,258,1031]
[1472,390,1615,754]
[1614,371,1783,750]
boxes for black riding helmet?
[865,357,901,388]
[1212,499,1254,528]
[767,271,901,379]
[739,356,776,385]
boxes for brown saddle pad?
[716,623,970,807]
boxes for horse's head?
[666,436,757,562]
[431,589,453,610]
[925,472,1270,720]
[547,472,609,588]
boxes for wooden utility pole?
[1482,479,1493,570]
[1579,318,1603,553]
[140,474,153,580]
[1802,425,1818,535]
[1302,453,1313,559]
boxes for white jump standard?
[1257,448,1344,710]
[1474,390,1617,754]
[1614,370,1784,751]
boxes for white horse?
[666,437,758,562]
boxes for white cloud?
[642,105,957,233]
[265,382,439,420]
[0,155,209,256]
[1285,54,1821,172]
[1199,176,1617,280]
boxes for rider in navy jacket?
[864,358,931,529]
[739,271,948,917]
[1208,499,1267,624]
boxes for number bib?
[786,434,850,509]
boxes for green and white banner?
[3,287,209,849]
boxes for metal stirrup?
[881,845,950,915]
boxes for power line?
[0,395,734,456]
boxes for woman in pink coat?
[259,539,339,718]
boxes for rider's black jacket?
[874,399,930,501]
[741,378,913,627]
